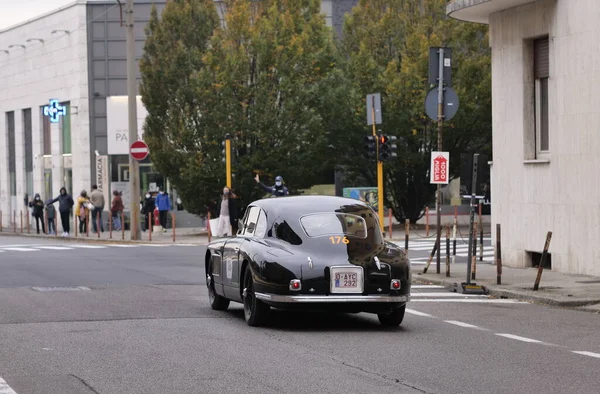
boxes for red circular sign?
[130,140,149,161]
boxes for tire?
[207,274,230,311]
[243,267,270,326]
[377,304,406,326]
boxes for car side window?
[254,210,268,238]
[243,206,260,236]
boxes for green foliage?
[140,0,342,217]
[338,0,491,222]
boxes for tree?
[338,0,492,223]
[140,0,343,217]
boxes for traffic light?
[378,135,398,162]
[364,136,376,160]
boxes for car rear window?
[300,213,367,238]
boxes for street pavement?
[0,235,598,393]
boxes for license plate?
[330,266,363,294]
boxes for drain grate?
[32,286,91,292]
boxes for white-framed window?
[534,37,550,158]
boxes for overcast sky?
[0,0,74,30]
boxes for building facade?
[1,0,358,228]
[448,0,600,276]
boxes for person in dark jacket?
[28,193,45,234]
[216,187,238,236]
[45,199,56,235]
[47,187,75,237]
[254,174,289,197]
[141,192,155,232]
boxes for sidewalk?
[413,262,600,312]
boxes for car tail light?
[289,279,302,291]
[390,279,401,290]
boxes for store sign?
[430,151,449,184]
[95,155,109,211]
[43,99,66,123]
[106,96,148,155]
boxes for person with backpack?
[45,199,57,235]
[28,193,45,234]
[75,190,91,235]
[47,187,75,237]
[111,190,124,231]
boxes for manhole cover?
[32,286,91,292]
[575,280,600,284]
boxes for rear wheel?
[243,267,270,326]
[377,304,406,326]
[207,274,230,311]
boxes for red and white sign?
[430,151,449,184]
[130,140,149,161]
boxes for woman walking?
[111,190,124,231]
[216,187,238,237]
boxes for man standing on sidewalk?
[90,184,105,234]
[155,188,171,233]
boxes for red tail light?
[390,279,401,290]
[289,279,301,291]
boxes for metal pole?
[207,211,212,243]
[126,0,141,240]
[466,153,479,284]
[533,232,553,291]
[435,48,445,274]
[372,99,384,230]
[172,212,176,242]
[121,211,125,240]
[472,220,478,280]
[445,225,450,277]
[479,201,483,261]
[225,137,232,189]
[404,219,409,251]
[496,223,502,285]
[388,208,392,239]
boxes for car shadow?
[224,308,409,333]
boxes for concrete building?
[1,0,357,229]
[447,0,600,276]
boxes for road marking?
[411,292,485,297]
[411,285,444,289]
[0,377,17,394]
[405,309,435,317]
[106,244,140,248]
[35,246,73,250]
[412,299,526,304]
[495,333,543,343]
[0,248,38,252]
[445,320,480,329]
[139,244,170,247]
[572,351,600,359]
[67,245,107,249]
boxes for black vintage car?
[205,195,411,327]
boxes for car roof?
[250,195,371,218]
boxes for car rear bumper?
[254,292,410,303]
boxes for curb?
[411,274,600,308]
[0,231,208,246]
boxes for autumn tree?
[338,0,492,222]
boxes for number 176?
[329,236,349,244]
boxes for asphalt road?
[0,235,598,394]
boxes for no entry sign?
[430,151,449,184]
[130,140,149,161]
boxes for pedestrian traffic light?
[378,135,398,162]
[364,136,376,160]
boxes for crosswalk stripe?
[411,285,444,289]
[65,245,107,249]
[411,292,486,298]
[1,247,39,252]
[107,244,140,248]
[35,246,74,250]
[411,299,526,304]
[406,309,434,317]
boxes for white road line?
[495,333,543,343]
[411,292,485,298]
[411,285,444,289]
[106,244,140,248]
[405,309,435,317]
[0,377,17,394]
[1,248,39,252]
[572,351,600,359]
[412,299,526,304]
[139,244,170,247]
[66,245,107,249]
[445,320,480,329]
[34,246,74,250]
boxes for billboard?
[106,96,148,155]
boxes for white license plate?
[330,266,363,294]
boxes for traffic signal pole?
[225,137,232,189]
[371,101,384,228]
[435,48,445,274]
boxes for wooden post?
[27,211,31,234]
[445,225,450,277]
[20,211,23,233]
[479,201,483,261]
[54,217,58,237]
[97,211,101,238]
[471,221,478,280]
[148,212,152,241]
[44,212,48,235]
[0,210,2,231]
[172,212,176,242]
[533,231,553,291]
[425,207,430,237]
[452,216,457,264]
[422,241,438,274]
[121,211,125,240]
[207,212,212,243]
[86,213,89,237]
[75,214,78,237]
[13,211,16,232]
[496,223,502,285]
[404,219,410,251]
[388,208,392,239]
[109,210,113,239]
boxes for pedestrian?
[28,193,45,234]
[254,173,289,197]
[89,184,105,234]
[155,188,171,232]
[75,190,91,234]
[141,192,155,232]
[216,187,238,237]
[111,190,124,231]
[47,187,74,237]
[45,199,56,235]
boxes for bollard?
[452,217,457,264]
[479,201,483,261]
[425,207,430,237]
[27,211,31,234]
[388,208,392,239]
[44,212,48,235]
[172,212,176,242]
[148,213,152,241]
[54,217,58,237]
[20,211,23,233]
[472,221,478,280]
[0,210,2,231]
[404,219,410,251]
[13,211,16,232]
[97,212,101,239]
[207,212,212,243]
[121,211,125,240]
[422,241,438,274]
[496,223,502,285]
[109,210,113,239]
[86,214,89,237]
[445,225,450,277]
[533,231,553,291]
[74,214,78,237]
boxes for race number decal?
[329,236,350,244]
[226,259,233,279]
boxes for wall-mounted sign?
[106,96,148,155]
[43,99,66,123]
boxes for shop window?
[6,112,16,196]
[534,37,550,157]
[60,102,71,154]
[42,108,51,155]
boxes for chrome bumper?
[255,292,410,303]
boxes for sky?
[0,0,75,30]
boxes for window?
[242,206,260,236]
[254,210,268,238]
[300,213,367,238]
[534,37,549,156]
[23,109,33,197]
[60,102,71,154]
[42,108,51,155]
[6,112,16,196]
[274,220,303,245]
